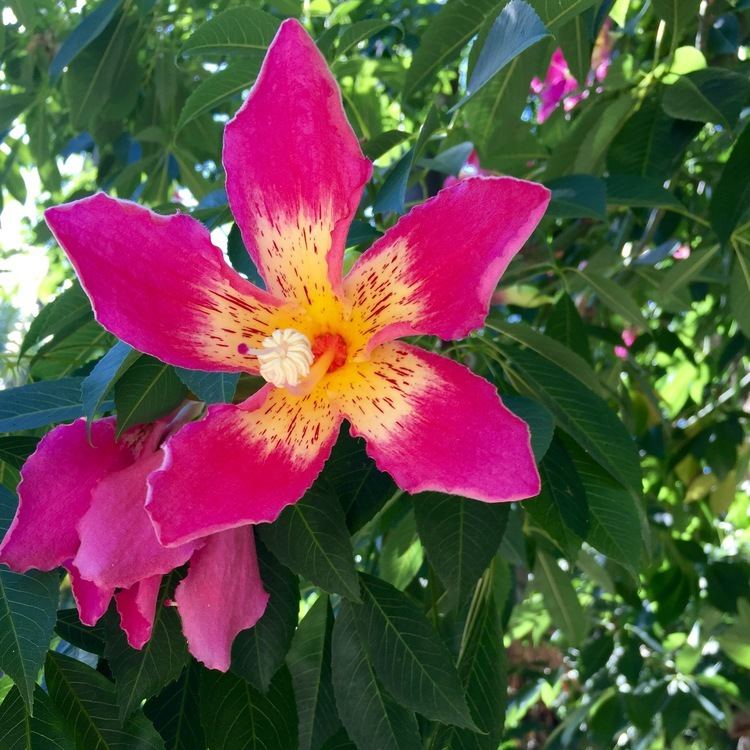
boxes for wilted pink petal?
[341,342,540,501]
[0,419,131,571]
[66,562,113,626]
[343,177,550,349]
[224,19,371,304]
[44,194,290,374]
[74,444,197,590]
[116,575,162,650]
[174,527,268,671]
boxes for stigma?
[252,328,314,388]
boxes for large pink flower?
[42,19,549,548]
[0,414,267,671]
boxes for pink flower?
[673,244,691,260]
[41,20,549,549]
[615,328,638,359]
[531,21,613,123]
[443,149,494,188]
[0,413,268,671]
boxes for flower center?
[253,328,314,388]
[250,329,349,394]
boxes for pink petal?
[45,193,290,373]
[344,177,549,351]
[73,447,197,590]
[174,527,268,671]
[224,19,371,305]
[147,386,342,546]
[340,342,540,502]
[115,575,162,650]
[0,419,131,572]
[66,562,113,626]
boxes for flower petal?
[147,386,342,546]
[224,19,371,307]
[45,193,293,373]
[66,562,113,626]
[338,342,540,502]
[0,419,131,572]
[115,575,162,650]
[174,527,268,671]
[344,177,549,351]
[73,448,197,590]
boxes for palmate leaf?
[503,396,555,462]
[709,121,750,245]
[0,559,59,712]
[575,269,648,329]
[287,595,340,750]
[55,609,107,657]
[81,341,140,424]
[353,574,477,730]
[528,0,598,29]
[0,437,38,470]
[231,542,299,692]
[403,0,504,100]
[431,578,507,749]
[200,666,297,750]
[144,663,205,750]
[180,7,280,57]
[174,368,240,404]
[502,347,641,495]
[29,320,112,380]
[259,479,360,601]
[556,8,594,83]
[114,355,187,436]
[45,652,164,750]
[331,601,422,750]
[413,492,509,609]
[0,685,74,750]
[0,377,111,433]
[105,585,188,722]
[546,175,607,221]
[336,19,393,57]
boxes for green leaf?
[231,541,300,692]
[331,601,422,750]
[0,685,74,750]
[105,586,188,721]
[175,56,263,132]
[566,441,644,573]
[0,93,35,132]
[29,320,112,380]
[287,596,339,750]
[362,130,411,161]
[534,549,588,646]
[605,174,685,211]
[180,7,280,57]
[490,317,602,394]
[337,19,392,57]
[432,579,507,749]
[606,96,700,180]
[576,269,648,328]
[0,377,110,433]
[503,396,555,462]
[710,122,750,245]
[259,479,360,601]
[45,652,165,749]
[544,293,592,364]
[200,666,297,749]
[657,244,721,298]
[547,94,634,178]
[403,0,503,100]
[55,609,106,656]
[81,341,140,424]
[353,574,478,729]
[652,0,700,48]
[49,0,123,79]
[503,347,642,495]
[64,13,139,130]
[523,438,589,558]
[662,68,750,129]
[175,368,239,404]
[379,510,423,591]
[114,355,187,437]
[0,437,38,470]
[546,175,607,220]
[729,250,750,337]
[143,664,205,750]
[413,493,508,608]
[324,431,397,533]
[528,0,598,29]
[557,9,594,83]
[20,282,93,358]
[0,582,52,706]
[457,0,550,108]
